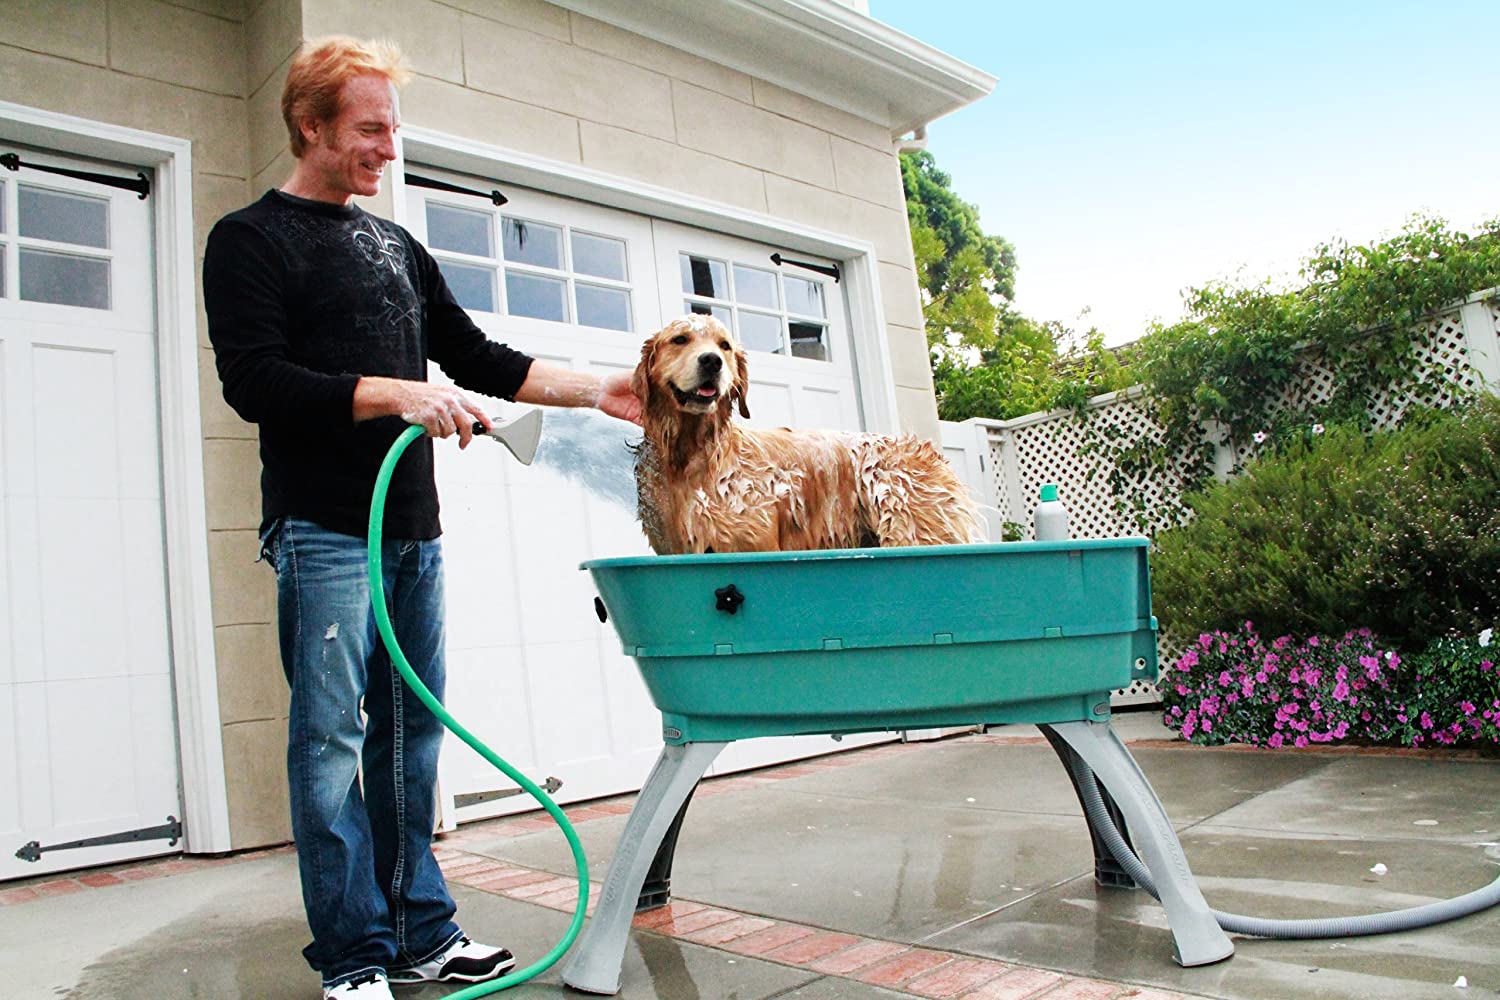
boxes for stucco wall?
[3,0,937,851]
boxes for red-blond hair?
[281,36,412,157]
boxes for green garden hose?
[368,424,589,996]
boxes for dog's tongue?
[696,387,717,398]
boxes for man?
[203,36,640,1000]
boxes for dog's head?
[632,314,750,420]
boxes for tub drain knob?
[714,584,745,615]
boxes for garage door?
[0,149,181,880]
[404,173,887,823]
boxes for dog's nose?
[697,353,723,373]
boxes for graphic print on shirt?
[352,216,406,277]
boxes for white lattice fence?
[948,290,1500,707]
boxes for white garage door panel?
[38,498,129,680]
[1,153,181,881]
[408,174,890,824]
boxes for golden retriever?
[631,315,983,554]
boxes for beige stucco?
[1,0,940,851]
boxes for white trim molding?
[398,127,904,434]
[546,0,996,136]
[0,101,232,854]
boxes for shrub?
[1392,629,1500,747]
[1161,623,1403,748]
[1151,397,1500,649]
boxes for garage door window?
[424,199,634,332]
[679,253,829,361]
[6,183,111,310]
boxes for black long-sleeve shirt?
[204,190,533,539]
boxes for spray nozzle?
[473,408,544,465]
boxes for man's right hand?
[353,376,490,449]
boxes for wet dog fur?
[631,315,983,555]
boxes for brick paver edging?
[436,846,1197,1000]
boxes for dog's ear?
[630,336,657,404]
[732,346,751,419]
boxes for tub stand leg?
[1039,725,1140,890]
[637,789,695,911]
[562,740,727,995]
[1043,721,1234,968]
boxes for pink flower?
[1268,733,1284,748]
[1219,671,1233,686]
[1333,682,1351,701]
[1294,735,1309,747]
[1308,636,1320,647]
[1462,701,1476,716]
[1420,712,1434,730]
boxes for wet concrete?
[4,712,1497,999]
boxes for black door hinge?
[15,816,182,863]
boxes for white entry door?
[0,150,182,880]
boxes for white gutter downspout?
[895,124,928,154]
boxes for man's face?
[299,74,400,204]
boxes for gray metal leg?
[562,741,727,995]
[1048,721,1234,968]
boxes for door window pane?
[20,249,110,309]
[571,232,627,281]
[576,283,632,331]
[785,276,826,317]
[790,320,828,361]
[680,254,728,299]
[734,265,779,310]
[506,272,568,322]
[739,311,784,354]
[0,246,6,297]
[437,260,495,313]
[503,218,562,269]
[19,186,109,249]
[686,301,732,328]
[426,203,491,257]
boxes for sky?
[868,1,1500,347]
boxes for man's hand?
[596,371,643,426]
[354,376,490,448]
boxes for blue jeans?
[261,517,462,987]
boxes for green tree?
[902,150,1132,421]
[901,150,1015,353]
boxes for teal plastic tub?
[584,539,1158,744]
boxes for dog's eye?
[671,335,689,345]
[719,340,731,350]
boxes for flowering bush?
[1161,623,1405,748]
[1162,623,1500,749]
[1391,628,1499,747]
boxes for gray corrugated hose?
[1066,754,1500,938]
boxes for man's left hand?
[597,371,642,426]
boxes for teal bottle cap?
[1040,483,1058,502]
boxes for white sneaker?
[322,972,394,999]
[387,935,515,984]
